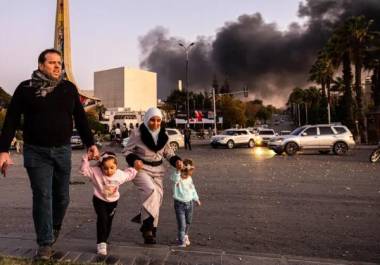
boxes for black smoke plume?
[139,0,380,106]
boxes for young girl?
[170,159,201,247]
[80,151,142,255]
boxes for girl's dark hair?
[183,159,193,167]
[99,151,117,166]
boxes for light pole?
[178,42,195,127]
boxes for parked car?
[268,124,355,156]
[253,128,277,146]
[121,128,184,152]
[210,129,255,149]
[279,130,291,136]
[70,129,84,149]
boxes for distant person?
[0,48,99,260]
[170,158,201,247]
[80,151,140,256]
[115,124,121,140]
[123,107,183,244]
[184,128,192,150]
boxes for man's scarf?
[30,70,64,97]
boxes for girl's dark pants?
[92,196,118,244]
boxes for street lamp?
[178,42,195,126]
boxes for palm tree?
[309,49,334,123]
[345,16,374,142]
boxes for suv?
[165,128,185,151]
[211,129,255,149]
[253,128,277,146]
[121,128,184,151]
[268,124,355,155]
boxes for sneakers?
[177,242,187,247]
[97,242,107,256]
[34,245,53,260]
[184,235,191,246]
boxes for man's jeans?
[23,144,71,246]
[174,200,193,244]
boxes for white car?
[253,128,277,146]
[268,124,355,155]
[210,129,255,149]
[122,128,184,151]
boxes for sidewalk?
[0,233,376,265]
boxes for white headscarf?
[143,107,163,144]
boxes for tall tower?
[54,0,99,108]
[54,0,76,84]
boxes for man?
[184,127,192,150]
[0,49,99,260]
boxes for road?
[0,145,379,263]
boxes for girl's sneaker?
[97,242,107,256]
[184,235,191,246]
[177,241,187,247]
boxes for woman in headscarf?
[123,107,183,244]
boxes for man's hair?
[38,49,62,64]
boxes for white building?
[94,67,157,111]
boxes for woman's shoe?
[142,230,156,244]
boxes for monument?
[54,0,100,109]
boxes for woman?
[123,107,183,244]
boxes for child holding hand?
[170,158,201,247]
[80,151,143,255]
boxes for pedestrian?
[170,158,201,247]
[0,48,99,260]
[123,107,183,244]
[80,151,141,255]
[184,127,192,150]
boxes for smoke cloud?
[139,0,380,107]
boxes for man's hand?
[87,145,100,160]
[134,160,144,171]
[0,152,13,177]
[176,160,183,170]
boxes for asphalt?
[0,141,378,265]
[0,234,377,265]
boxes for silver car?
[268,124,355,155]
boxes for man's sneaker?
[97,242,107,256]
[34,245,53,260]
[52,229,60,244]
[184,235,191,246]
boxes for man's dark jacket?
[0,79,94,152]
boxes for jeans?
[23,144,71,246]
[93,196,118,244]
[174,200,193,244]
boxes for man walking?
[184,127,192,150]
[0,49,99,260]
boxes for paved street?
[0,144,379,264]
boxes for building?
[94,67,157,110]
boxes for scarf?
[30,70,64,97]
[143,107,163,144]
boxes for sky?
[0,0,303,96]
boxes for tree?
[219,95,246,128]
[345,16,375,142]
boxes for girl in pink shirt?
[80,151,141,256]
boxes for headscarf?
[143,107,163,144]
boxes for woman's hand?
[175,160,183,170]
[134,160,144,171]
[196,200,202,206]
